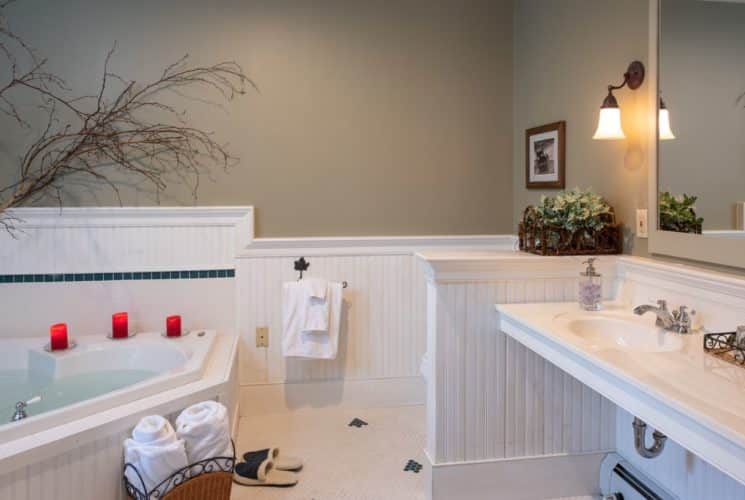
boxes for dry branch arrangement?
[0,0,253,232]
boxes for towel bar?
[293,257,348,288]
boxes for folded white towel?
[283,281,343,359]
[304,277,327,300]
[301,278,330,333]
[175,401,232,464]
[124,415,188,495]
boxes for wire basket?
[704,332,745,366]
[124,441,235,500]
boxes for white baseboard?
[239,377,425,417]
[427,451,608,500]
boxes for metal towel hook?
[293,257,348,288]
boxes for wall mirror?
[650,0,745,268]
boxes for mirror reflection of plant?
[658,191,704,234]
[535,188,613,232]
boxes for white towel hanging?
[282,280,343,359]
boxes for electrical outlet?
[636,209,649,238]
[256,327,269,348]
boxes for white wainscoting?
[0,426,134,500]
[0,207,252,338]
[422,267,618,465]
[0,279,236,339]
[235,236,516,414]
[0,207,253,273]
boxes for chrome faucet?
[633,299,695,334]
[11,401,29,422]
[10,396,41,422]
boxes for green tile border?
[0,269,235,284]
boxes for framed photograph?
[525,121,565,189]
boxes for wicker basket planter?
[518,206,623,256]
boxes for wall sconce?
[592,61,646,140]
[658,96,675,140]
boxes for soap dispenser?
[579,257,602,311]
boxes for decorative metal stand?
[703,332,745,365]
[160,330,193,339]
[107,331,137,340]
[123,441,235,500]
[43,340,77,353]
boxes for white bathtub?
[0,330,215,444]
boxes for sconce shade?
[592,61,645,141]
[593,107,626,140]
[658,98,675,140]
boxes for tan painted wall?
[512,0,650,255]
[0,0,514,237]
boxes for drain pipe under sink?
[632,417,667,459]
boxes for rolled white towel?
[124,415,188,495]
[175,401,232,463]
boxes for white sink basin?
[554,312,684,352]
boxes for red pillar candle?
[112,312,129,339]
[166,315,182,337]
[50,323,69,351]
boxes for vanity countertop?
[498,301,745,484]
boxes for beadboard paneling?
[0,428,133,500]
[427,276,617,464]
[236,253,428,385]
[0,207,253,273]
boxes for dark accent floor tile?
[348,418,368,428]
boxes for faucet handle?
[676,306,696,333]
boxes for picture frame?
[525,121,566,189]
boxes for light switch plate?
[256,326,269,348]
[636,209,649,238]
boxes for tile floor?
[230,405,426,500]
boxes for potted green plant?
[519,188,622,255]
[658,192,704,234]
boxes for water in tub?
[0,368,157,419]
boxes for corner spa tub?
[0,330,215,444]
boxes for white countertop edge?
[497,307,745,486]
[0,334,239,476]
